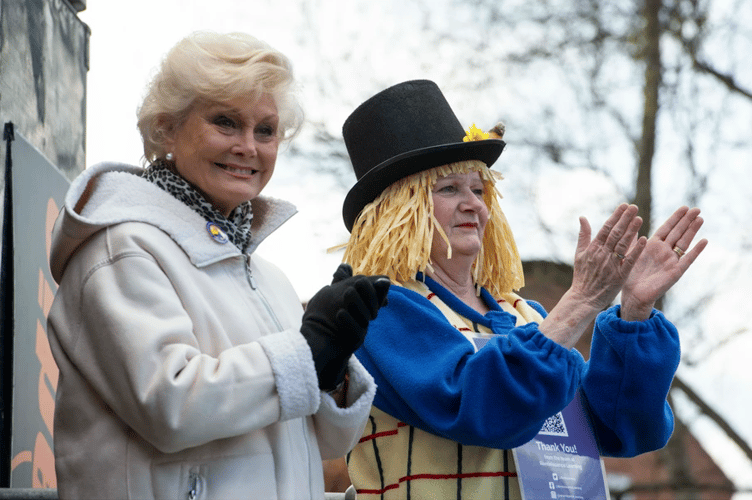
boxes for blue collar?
[416,273,517,332]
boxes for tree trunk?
[635,0,661,239]
[638,0,697,497]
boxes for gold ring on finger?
[614,252,625,260]
[672,245,685,258]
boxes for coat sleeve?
[49,247,319,454]
[312,356,377,460]
[355,286,586,449]
[581,306,680,457]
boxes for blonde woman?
[340,80,707,499]
[47,32,387,499]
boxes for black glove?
[301,264,390,391]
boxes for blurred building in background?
[0,0,87,182]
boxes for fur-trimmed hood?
[50,161,297,284]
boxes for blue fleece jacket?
[355,277,680,458]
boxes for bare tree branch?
[672,375,752,464]
[691,59,752,99]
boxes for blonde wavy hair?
[137,31,303,164]
[342,160,524,298]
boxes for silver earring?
[166,152,174,161]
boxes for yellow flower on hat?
[463,124,490,142]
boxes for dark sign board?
[2,123,70,488]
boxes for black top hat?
[341,79,505,232]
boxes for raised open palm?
[621,206,708,321]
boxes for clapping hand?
[569,204,647,312]
[620,206,707,321]
[541,204,707,348]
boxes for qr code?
[539,412,568,437]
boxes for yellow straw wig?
[342,160,524,298]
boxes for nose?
[459,187,485,212]
[231,129,258,156]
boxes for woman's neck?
[427,258,489,314]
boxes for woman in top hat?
[46,31,388,499]
[339,80,707,499]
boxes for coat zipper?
[245,254,314,496]
[244,255,283,331]
[244,254,258,289]
[188,470,201,500]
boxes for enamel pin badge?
[206,222,229,244]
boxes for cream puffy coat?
[47,163,375,500]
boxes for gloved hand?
[301,263,390,391]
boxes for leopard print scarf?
[141,160,253,252]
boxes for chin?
[450,239,483,254]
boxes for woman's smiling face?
[165,93,280,216]
[430,171,489,262]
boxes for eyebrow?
[204,103,279,123]
[436,174,461,181]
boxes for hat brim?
[343,139,505,232]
